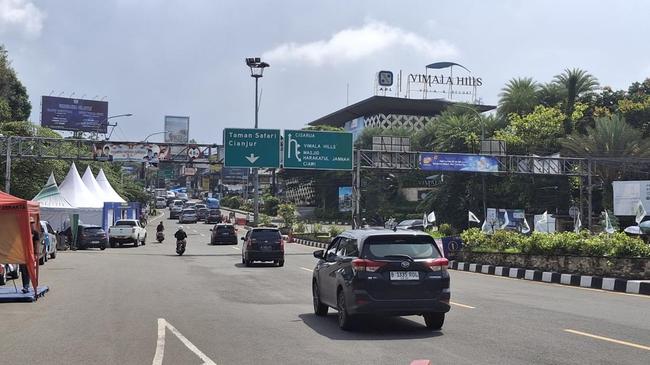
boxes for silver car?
[178,209,198,224]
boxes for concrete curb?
[449,260,650,295]
[291,238,329,250]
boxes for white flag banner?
[481,219,493,234]
[427,211,436,223]
[574,212,581,233]
[422,212,428,229]
[500,210,510,230]
[635,200,646,225]
[521,217,531,234]
[468,211,481,223]
[604,211,615,234]
[535,211,549,232]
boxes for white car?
[40,220,58,264]
[108,219,147,247]
[155,197,167,209]
[166,191,176,199]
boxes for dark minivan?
[77,225,108,250]
[311,229,450,331]
[210,224,237,245]
[241,228,284,267]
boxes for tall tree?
[498,77,540,117]
[0,45,31,122]
[553,68,599,132]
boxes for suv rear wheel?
[312,282,328,316]
[423,312,445,330]
[337,290,355,331]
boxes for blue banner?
[419,153,499,172]
[41,96,109,133]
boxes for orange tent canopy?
[0,190,40,293]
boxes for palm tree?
[498,77,540,117]
[561,114,650,209]
[553,68,599,132]
[537,82,566,107]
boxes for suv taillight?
[278,239,284,250]
[247,239,253,249]
[351,259,387,273]
[423,258,448,272]
[132,227,136,233]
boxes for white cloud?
[263,20,458,66]
[0,0,46,38]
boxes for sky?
[1,0,649,143]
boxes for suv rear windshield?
[83,227,105,234]
[209,210,220,216]
[173,201,184,206]
[216,226,234,233]
[183,209,196,214]
[363,235,440,260]
[251,229,281,240]
[116,221,136,226]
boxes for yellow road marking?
[450,301,475,309]
[564,329,650,351]
[300,267,313,272]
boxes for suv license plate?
[91,240,99,244]
[390,271,419,281]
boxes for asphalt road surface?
[1,211,649,365]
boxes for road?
[1,210,649,365]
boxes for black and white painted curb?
[292,238,328,249]
[449,261,650,296]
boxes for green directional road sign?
[223,128,280,168]
[283,130,353,170]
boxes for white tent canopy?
[32,173,73,208]
[81,166,110,203]
[59,163,104,208]
[33,171,102,231]
[96,168,126,203]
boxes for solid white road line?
[153,318,218,365]
[299,267,313,272]
[564,329,650,351]
[152,318,166,365]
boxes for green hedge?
[460,228,650,258]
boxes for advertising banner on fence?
[338,186,353,212]
[612,181,650,216]
[419,153,499,172]
[164,116,190,143]
[93,143,171,165]
[41,96,109,133]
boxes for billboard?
[221,167,249,184]
[164,115,190,143]
[419,153,499,172]
[93,143,171,165]
[41,96,109,133]
[612,181,650,216]
[338,186,353,212]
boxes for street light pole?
[246,57,269,226]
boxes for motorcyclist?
[157,222,164,233]
[174,226,187,241]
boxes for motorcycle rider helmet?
[178,226,184,231]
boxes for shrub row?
[460,228,650,258]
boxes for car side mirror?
[313,250,324,259]
[336,256,353,263]
[240,237,246,241]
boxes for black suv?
[312,229,450,331]
[210,224,237,245]
[241,228,284,267]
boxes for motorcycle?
[176,239,186,256]
[156,231,165,243]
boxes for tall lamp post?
[245,57,270,225]
[104,113,134,140]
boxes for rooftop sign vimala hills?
[283,130,353,170]
[223,128,280,168]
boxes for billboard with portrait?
[164,115,190,143]
[41,96,109,133]
[93,143,171,166]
